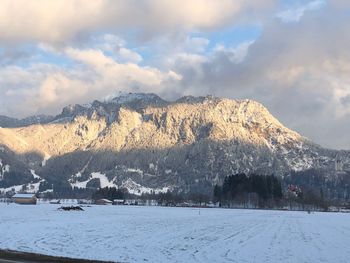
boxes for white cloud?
[1,0,350,150]
[115,47,142,64]
[184,37,210,53]
[65,47,180,86]
[167,9,350,149]
[276,0,326,23]
[0,46,181,117]
[0,0,274,45]
[93,34,142,64]
[95,34,126,52]
[213,41,254,63]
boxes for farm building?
[113,199,125,205]
[124,199,139,205]
[95,199,113,205]
[12,193,37,205]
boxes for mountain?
[0,93,349,196]
[0,115,54,128]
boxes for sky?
[0,0,349,150]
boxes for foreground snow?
[0,205,349,263]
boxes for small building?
[113,199,125,205]
[95,198,113,205]
[78,199,93,205]
[12,193,37,205]
[124,199,138,205]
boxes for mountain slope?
[0,93,349,195]
[0,115,54,128]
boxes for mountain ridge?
[0,93,349,196]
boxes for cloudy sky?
[0,0,349,150]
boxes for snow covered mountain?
[0,93,349,195]
[0,114,54,128]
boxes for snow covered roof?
[97,199,112,203]
[12,193,36,199]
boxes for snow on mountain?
[0,114,54,128]
[71,172,116,189]
[0,169,44,194]
[121,178,171,195]
[0,181,41,194]
[41,154,51,167]
[70,171,170,196]
[30,169,42,180]
[0,93,349,195]
[110,92,163,104]
[0,159,10,180]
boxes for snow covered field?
[0,204,349,263]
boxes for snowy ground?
[0,205,349,263]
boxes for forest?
[213,173,283,208]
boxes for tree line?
[92,187,126,200]
[25,171,337,211]
[213,173,283,208]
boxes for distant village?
[1,172,350,213]
[2,192,220,209]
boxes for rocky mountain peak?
[110,92,165,105]
[0,93,349,196]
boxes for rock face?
[0,115,54,128]
[0,93,349,195]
